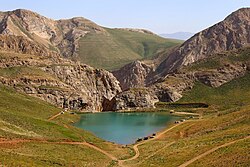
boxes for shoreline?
[72,110,199,146]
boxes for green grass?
[179,72,250,111]
[0,84,132,165]
[78,28,182,70]
[125,107,250,167]
[186,47,250,71]
[121,48,250,166]
[0,142,111,167]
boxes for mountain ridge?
[110,8,250,110]
[157,8,250,76]
[0,9,182,70]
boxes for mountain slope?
[0,9,182,71]
[157,8,250,76]
[78,28,182,70]
[109,15,250,111]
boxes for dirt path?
[48,112,62,121]
[173,112,200,116]
[0,139,30,144]
[179,135,250,167]
[0,138,117,161]
[118,123,182,166]
[55,141,118,161]
[136,141,175,165]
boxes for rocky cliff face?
[0,9,106,60]
[0,34,121,112]
[157,8,250,76]
[112,61,153,90]
[110,55,250,111]
[107,73,195,111]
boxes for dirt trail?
[136,141,175,165]
[48,112,62,121]
[55,141,118,160]
[118,123,181,166]
[173,112,200,116]
[179,136,250,167]
[0,138,117,161]
[0,139,30,144]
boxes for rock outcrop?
[0,35,121,111]
[112,61,153,90]
[195,63,247,87]
[108,88,158,111]
[108,73,194,111]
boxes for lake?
[74,112,180,145]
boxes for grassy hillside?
[0,85,131,166]
[179,72,250,111]
[78,28,182,70]
[127,49,250,167]
[121,72,250,167]
[178,48,250,111]
[128,107,249,167]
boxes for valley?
[0,7,249,167]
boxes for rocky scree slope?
[0,34,121,112]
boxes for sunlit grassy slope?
[78,28,182,70]
[0,85,131,166]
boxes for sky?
[0,0,249,34]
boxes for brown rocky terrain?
[0,9,106,59]
[115,8,250,90]
[157,8,250,76]
[0,35,121,111]
[0,8,249,112]
[113,61,153,91]
[108,8,250,111]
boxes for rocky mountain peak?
[11,9,42,18]
[0,9,107,59]
[156,8,250,77]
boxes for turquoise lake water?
[74,112,180,145]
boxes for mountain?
[0,8,249,167]
[78,28,182,70]
[110,8,250,110]
[157,8,250,76]
[160,32,194,40]
[0,9,182,71]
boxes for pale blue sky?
[0,0,249,34]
